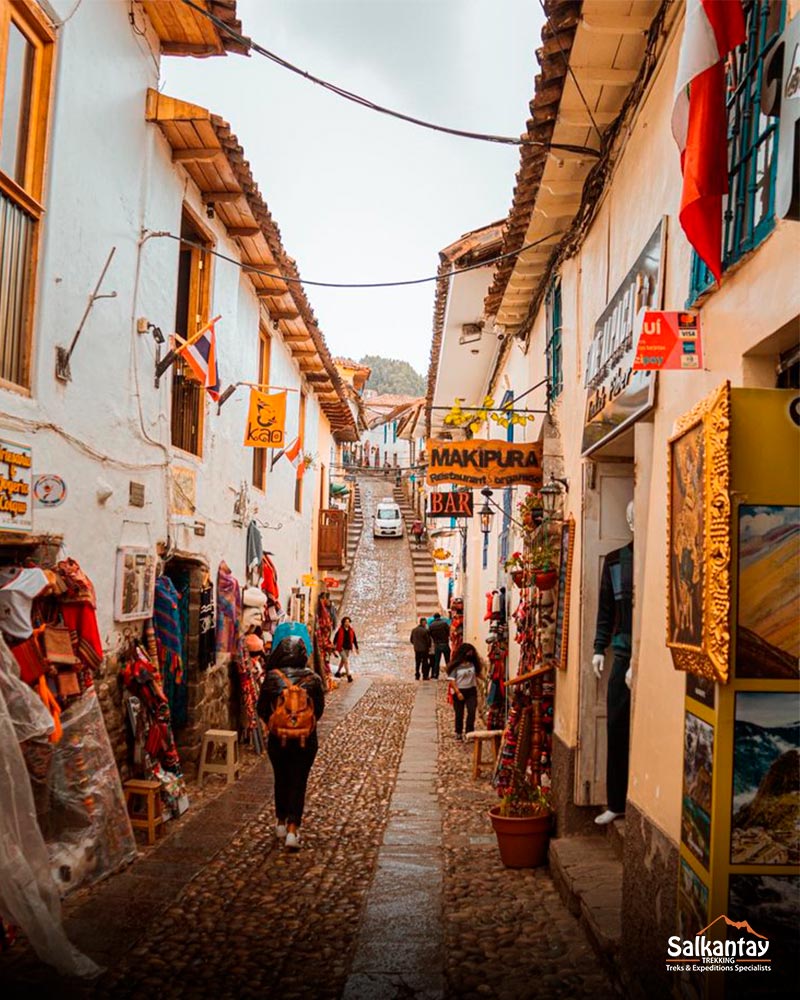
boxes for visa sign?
[633,311,703,371]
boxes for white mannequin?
[591,500,634,826]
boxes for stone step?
[607,817,625,862]
[549,837,622,960]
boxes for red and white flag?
[270,434,302,472]
[176,315,221,401]
[672,0,746,283]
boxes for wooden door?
[575,461,634,805]
[318,509,346,569]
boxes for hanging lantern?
[479,488,494,536]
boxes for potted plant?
[517,492,544,532]
[503,551,529,587]
[528,532,559,591]
[488,779,553,868]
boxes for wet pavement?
[0,475,616,999]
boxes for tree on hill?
[360,355,425,397]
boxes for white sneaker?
[285,830,301,851]
[594,810,624,826]
[276,823,287,839]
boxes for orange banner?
[244,389,287,448]
[425,439,543,488]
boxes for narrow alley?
[1,477,613,1000]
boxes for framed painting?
[553,516,575,670]
[114,547,156,622]
[667,382,732,683]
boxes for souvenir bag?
[267,670,316,747]
[10,631,48,685]
[43,624,81,698]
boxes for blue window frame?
[545,278,563,400]
[499,390,514,567]
[688,0,785,303]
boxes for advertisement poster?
[736,505,799,679]
[677,858,709,940]
[681,712,714,869]
[633,311,703,371]
[731,692,799,865]
[728,875,800,997]
[114,547,157,622]
[0,439,33,532]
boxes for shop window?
[171,211,212,456]
[294,391,306,513]
[0,2,54,390]
[688,0,785,304]
[545,278,563,400]
[252,328,272,490]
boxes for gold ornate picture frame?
[553,516,575,671]
[666,382,732,683]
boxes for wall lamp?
[479,487,526,535]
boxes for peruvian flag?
[672,0,746,283]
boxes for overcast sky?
[164,0,542,376]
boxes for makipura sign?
[426,439,543,488]
[582,219,665,454]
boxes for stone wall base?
[551,732,603,838]
[619,800,679,1000]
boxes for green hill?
[360,355,425,397]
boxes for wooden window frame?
[170,205,213,458]
[545,277,563,401]
[252,326,272,491]
[0,0,54,392]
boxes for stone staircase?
[326,482,364,615]
[393,485,441,618]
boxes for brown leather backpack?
[268,669,316,747]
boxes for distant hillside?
[360,355,425,397]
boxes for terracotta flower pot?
[510,569,529,587]
[534,569,558,591]
[488,806,552,868]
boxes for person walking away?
[256,637,325,851]
[447,643,482,739]
[333,616,359,682]
[410,518,425,548]
[383,458,391,477]
[428,612,451,679]
[409,617,430,680]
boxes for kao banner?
[244,389,287,448]
[426,439,543,488]
[633,311,703,371]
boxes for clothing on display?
[0,567,50,640]
[198,582,216,671]
[216,563,242,655]
[153,576,187,728]
[246,520,264,582]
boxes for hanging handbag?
[42,624,79,666]
[10,632,48,685]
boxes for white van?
[374,500,403,538]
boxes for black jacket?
[593,543,633,656]
[410,624,430,653]
[428,618,450,645]
[256,637,325,723]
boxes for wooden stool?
[124,779,164,845]
[465,730,504,780]
[198,729,241,785]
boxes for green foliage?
[360,355,425,397]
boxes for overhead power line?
[179,0,599,157]
[145,230,562,290]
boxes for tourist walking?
[410,518,425,547]
[409,617,430,680]
[333,616,359,682]
[428,612,451,679]
[447,642,482,740]
[257,637,325,851]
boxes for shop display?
[552,517,575,671]
[114,547,157,622]
[315,592,336,687]
[449,597,464,655]
[198,578,216,671]
[681,713,714,869]
[153,575,187,727]
[216,562,242,656]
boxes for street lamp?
[540,475,569,519]
[479,488,494,536]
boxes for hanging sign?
[33,474,67,508]
[0,439,33,532]
[582,219,665,454]
[244,389,287,448]
[426,439,543,488]
[428,491,474,518]
[633,311,703,371]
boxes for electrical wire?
[146,229,563,291]
[179,0,599,157]
[53,0,83,26]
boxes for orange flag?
[243,389,287,448]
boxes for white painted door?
[575,462,634,806]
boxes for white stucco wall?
[0,1,332,649]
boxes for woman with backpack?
[256,636,325,851]
[333,616,359,683]
[446,642,483,740]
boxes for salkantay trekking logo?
[666,915,771,974]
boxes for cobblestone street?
[1,478,614,999]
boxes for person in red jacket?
[333,617,359,682]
